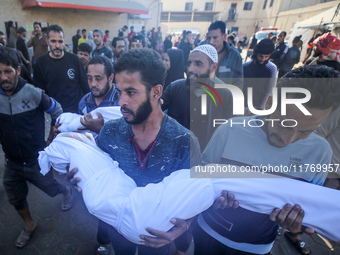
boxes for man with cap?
[242,38,277,113]
[92,28,114,63]
[162,44,233,150]
[16,27,31,73]
[130,34,145,50]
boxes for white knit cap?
[191,44,218,63]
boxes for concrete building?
[274,0,340,33]
[160,0,220,36]
[0,0,159,47]
[161,0,338,41]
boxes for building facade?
[161,0,337,40]
[1,0,159,46]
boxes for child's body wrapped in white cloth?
[38,133,340,243]
[56,106,122,133]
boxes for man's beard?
[0,77,17,93]
[115,50,124,59]
[91,80,111,98]
[121,94,153,125]
[186,69,210,83]
[255,59,269,66]
[51,48,63,57]
[254,54,269,66]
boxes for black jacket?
[0,77,62,164]
[280,45,301,72]
[162,78,233,150]
[270,42,289,69]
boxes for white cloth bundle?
[57,106,122,133]
[38,133,340,243]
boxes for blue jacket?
[78,86,119,114]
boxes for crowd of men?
[0,19,340,255]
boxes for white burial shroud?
[39,133,340,244]
[56,106,122,133]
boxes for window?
[263,0,268,9]
[243,2,253,11]
[228,3,237,21]
[231,27,239,34]
[185,2,193,11]
[270,0,274,7]
[205,2,213,11]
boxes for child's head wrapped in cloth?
[313,32,340,62]
[38,132,119,181]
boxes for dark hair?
[0,31,4,36]
[112,37,124,48]
[8,21,13,27]
[82,29,87,33]
[47,24,64,38]
[280,31,287,37]
[78,43,92,54]
[277,65,340,110]
[77,29,81,34]
[208,21,226,35]
[105,30,109,34]
[18,27,26,34]
[0,47,19,69]
[118,31,124,37]
[130,26,134,29]
[33,22,41,27]
[227,34,235,41]
[131,34,145,47]
[89,55,113,78]
[186,31,192,39]
[114,48,166,91]
[93,28,104,37]
[123,25,128,29]
[293,35,302,44]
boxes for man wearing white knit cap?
[162,44,234,150]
